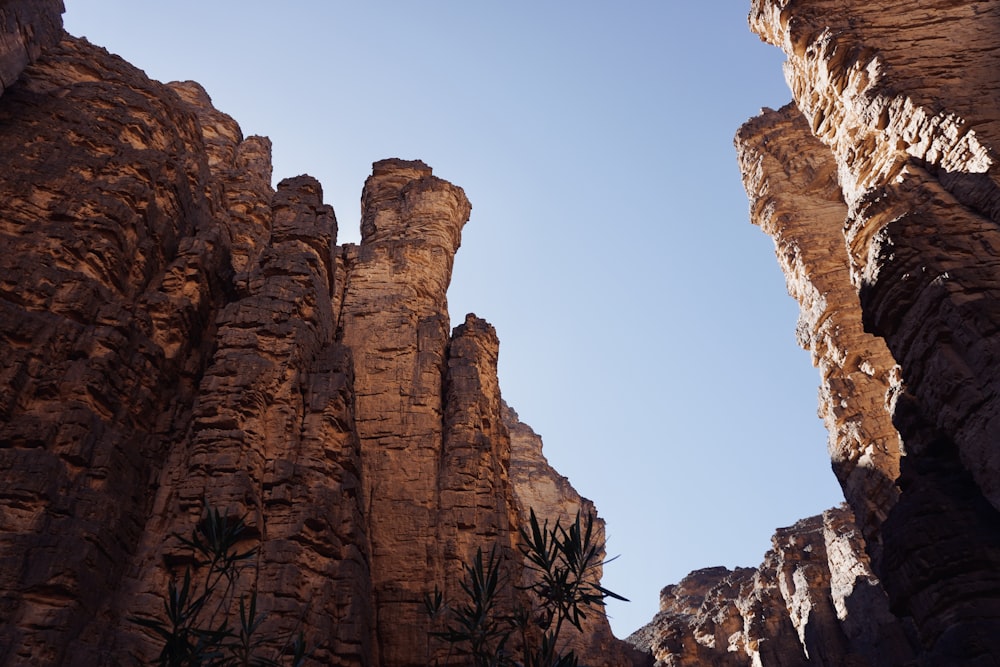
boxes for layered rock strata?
[732,0,1000,663]
[629,506,918,666]
[638,1,1000,664]
[0,7,642,666]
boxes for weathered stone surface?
[335,158,472,666]
[732,1,1000,663]
[736,104,901,568]
[507,405,652,667]
[0,0,63,95]
[0,35,235,666]
[629,506,917,667]
[0,21,639,667]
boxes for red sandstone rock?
[0,0,63,95]
[0,20,642,667]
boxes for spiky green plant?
[130,509,307,667]
[425,510,627,667]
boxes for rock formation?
[636,1,1000,665]
[0,5,646,667]
[506,403,645,663]
[17,0,1000,664]
[629,506,919,666]
[0,0,63,96]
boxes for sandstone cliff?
[629,506,918,666]
[636,1,1000,665]
[0,5,645,666]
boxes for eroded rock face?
[0,18,642,667]
[639,2,1000,664]
[0,0,64,95]
[628,506,917,667]
[506,404,651,667]
[733,0,1000,663]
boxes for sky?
[63,1,846,638]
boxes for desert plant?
[425,546,512,666]
[426,510,626,667]
[130,508,307,667]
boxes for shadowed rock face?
[731,0,1000,664]
[636,2,1000,665]
[0,0,64,95]
[737,1,1000,664]
[0,7,645,667]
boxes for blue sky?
[64,2,846,637]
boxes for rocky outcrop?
[0,16,641,667]
[629,506,917,667]
[730,0,1000,664]
[0,34,239,665]
[0,0,63,95]
[638,2,1000,664]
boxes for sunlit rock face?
[636,1,1000,664]
[0,7,648,667]
[628,506,918,666]
[739,0,1000,663]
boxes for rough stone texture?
[506,404,652,667]
[0,0,63,95]
[628,506,918,667]
[736,104,902,570]
[335,159,486,666]
[0,35,236,666]
[731,0,1000,663]
[0,23,641,667]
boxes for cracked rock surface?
[0,8,644,666]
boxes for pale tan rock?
[738,1,1000,661]
[506,404,651,667]
[735,104,901,566]
[629,506,916,667]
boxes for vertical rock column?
[435,314,522,658]
[335,159,471,666]
[122,176,375,665]
[735,104,901,566]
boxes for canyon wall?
[0,5,645,666]
[635,1,1000,665]
[629,506,918,666]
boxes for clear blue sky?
[64,1,846,637]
